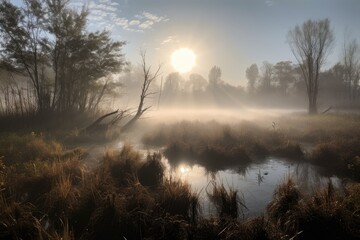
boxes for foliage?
[0,0,125,113]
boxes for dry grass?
[0,133,87,166]
[138,152,164,187]
[144,120,304,173]
[1,130,360,239]
[266,177,360,239]
[310,139,360,179]
[267,177,304,237]
[207,182,246,219]
[158,178,200,222]
[100,145,141,187]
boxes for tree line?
[0,2,359,115]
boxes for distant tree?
[246,64,259,94]
[187,73,207,92]
[273,61,295,95]
[208,66,222,86]
[258,61,274,94]
[291,64,306,95]
[163,72,183,93]
[332,62,347,84]
[343,38,360,102]
[319,63,347,102]
[288,19,334,114]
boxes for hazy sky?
[13,0,360,86]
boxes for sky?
[13,0,360,86]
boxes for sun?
[171,48,196,73]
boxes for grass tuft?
[207,182,245,219]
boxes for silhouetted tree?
[163,72,182,94]
[258,61,274,94]
[273,61,295,96]
[246,64,259,94]
[121,51,161,131]
[208,66,222,86]
[288,19,334,114]
[0,0,49,111]
[319,63,347,103]
[46,0,124,111]
[187,73,207,92]
[0,0,125,112]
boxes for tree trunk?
[308,99,317,114]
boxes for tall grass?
[138,152,164,187]
[158,178,200,221]
[267,177,303,235]
[310,138,360,179]
[207,182,246,219]
[267,177,360,239]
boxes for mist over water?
[107,107,343,216]
[145,108,304,123]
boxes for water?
[163,156,341,217]
[86,141,341,216]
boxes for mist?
[1,0,360,239]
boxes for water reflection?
[164,156,341,217]
[179,165,191,175]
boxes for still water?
[162,156,341,217]
[89,141,341,217]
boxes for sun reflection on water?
[179,165,191,174]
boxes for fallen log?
[85,109,119,133]
[322,106,332,114]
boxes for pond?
[161,156,341,217]
[88,141,342,217]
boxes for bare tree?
[343,37,360,102]
[121,51,161,131]
[288,19,334,114]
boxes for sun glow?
[171,48,196,73]
[179,166,191,174]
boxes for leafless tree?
[121,51,161,131]
[343,37,360,102]
[288,19,334,114]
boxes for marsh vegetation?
[1,112,360,239]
